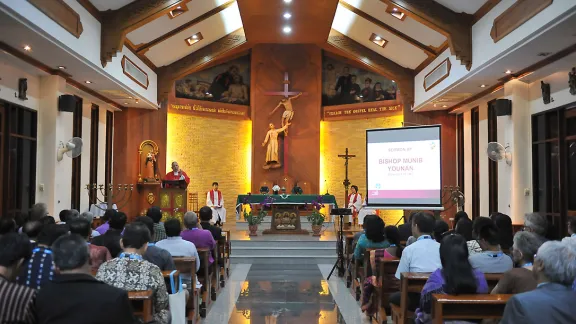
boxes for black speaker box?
[494,99,512,116]
[58,95,76,112]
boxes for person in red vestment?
[164,161,190,187]
[348,185,362,226]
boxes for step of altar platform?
[230,236,337,265]
[235,216,335,232]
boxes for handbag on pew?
[168,270,186,324]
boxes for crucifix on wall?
[262,72,307,172]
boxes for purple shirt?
[95,222,109,235]
[181,228,216,264]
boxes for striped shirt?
[0,275,37,324]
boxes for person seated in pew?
[523,212,549,241]
[501,240,576,324]
[91,211,126,258]
[181,211,217,269]
[415,234,488,324]
[491,212,514,252]
[455,217,482,255]
[562,216,576,244]
[492,231,545,295]
[36,234,137,324]
[390,212,441,311]
[361,225,403,315]
[469,217,513,273]
[433,220,449,243]
[94,209,116,235]
[353,215,389,262]
[22,220,43,249]
[199,206,222,241]
[96,223,170,324]
[68,219,111,273]
[398,211,416,243]
[147,207,167,243]
[133,216,176,271]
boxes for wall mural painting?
[175,55,251,105]
[322,54,397,106]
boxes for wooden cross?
[338,148,356,208]
[262,72,307,98]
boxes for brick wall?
[166,114,252,225]
[321,115,405,225]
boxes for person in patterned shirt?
[96,223,170,324]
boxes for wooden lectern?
[160,180,188,222]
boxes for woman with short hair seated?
[469,217,513,273]
[433,220,449,243]
[455,217,482,255]
[492,231,545,294]
[361,225,403,315]
[415,234,489,324]
[353,215,389,262]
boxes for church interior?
[1,0,576,323]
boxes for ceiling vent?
[424,58,451,92]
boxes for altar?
[236,194,338,234]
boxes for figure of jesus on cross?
[265,72,306,136]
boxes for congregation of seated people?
[0,204,227,324]
[352,210,576,324]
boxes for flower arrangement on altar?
[306,195,326,226]
[243,195,275,226]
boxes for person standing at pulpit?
[164,161,190,185]
[206,182,226,226]
[348,185,362,225]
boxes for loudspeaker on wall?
[494,99,512,116]
[58,94,76,112]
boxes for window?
[105,111,114,199]
[71,97,82,210]
[488,100,498,215]
[471,108,480,219]
[457,113,465,204]
[532,105,576,239]
[0,100,37,220]
[89,105,99,205]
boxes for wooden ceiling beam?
[100,0,185,67]
[382,0,473,70]
[134,0,236,54]
[156,28,248,103]
[325,29,415,107]
[338,1,437,57]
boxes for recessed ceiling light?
[505,70,512,74]
[124,102,129,105]
[283,12,291,19]
[480,84,486,88]
[283,26,292,34]
[283,0,292,3]
[393,8,398,11]
[85,80,92,84]
[433,104,437,108]
[392,80,395,83]
[192,34,198,39]
[128,96,133,99]
[176,6,181,9]
[58,66,66,70]
[23,45,31,51]
[374,36,381,41]
[442,105,447,108]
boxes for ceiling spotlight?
[85,80,92,84]
[128,96,133,99]
[374,36,381,41]
[135,99,139,103]
[57,66,66,70]
[283,26,292,34]
[176,6,181,9]
[505,70,512,74]
[23,45,31,51]
[433,104,437,108]
[442,105,447,108]
[480,84,486,88]
[283,12,291,19]
[192,34,198,39]
[283,0,292,3]
[124,102,129,105]
[393,7,398,11]
[392,80,395,83]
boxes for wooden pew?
[391,272,505,324]
[128,290,153,323]
[344,233,355,286]
[432,294,512,324]
[211,244,221,296]
[217,233,230,287]
[173,257,200,323]
[374,259,400,323]
[161,270,180,293]
[351,248,377,301]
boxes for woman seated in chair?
[353,215,389,262]
[415,234,488,324]
[361,225,403,315]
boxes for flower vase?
[312,225,322,237]
[248,224,258,236]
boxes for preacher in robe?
[164,161,190,187]
[206,182,226,225]
[348,185,362,222]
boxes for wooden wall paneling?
[471,108,480,218]
[457,113,465,207]
[487,100,498,215]
[403,108,457,222]
[27,0,84,38]
[89,105,99,205]
[113,107,167,220]
[490,0,553,42]
[250,44,322,194]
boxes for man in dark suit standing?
[36,234,137,324]
[501,241,576,324]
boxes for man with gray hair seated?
[501,240,576,324]
[523,213,548,240]
[68,210,100,238]
[181,211,216,267]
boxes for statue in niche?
[541,81,552,104]
[145,150,158,181]
[569,67,576,96]
[270,92,302,136]
[17,78,28,100]
[262,122,291,170]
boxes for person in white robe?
[206,182,226,226]
[347,185,363,225]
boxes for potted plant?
[307,196,326,236]
[243,196,274,236]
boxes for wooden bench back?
[431,293,512,324]
[377,259,400,307]
[173,257,197,288]
[128,290,153,323]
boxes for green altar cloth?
[236,194,338,208]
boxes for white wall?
[0,60,41,110]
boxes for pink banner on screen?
[368,190,439,199]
